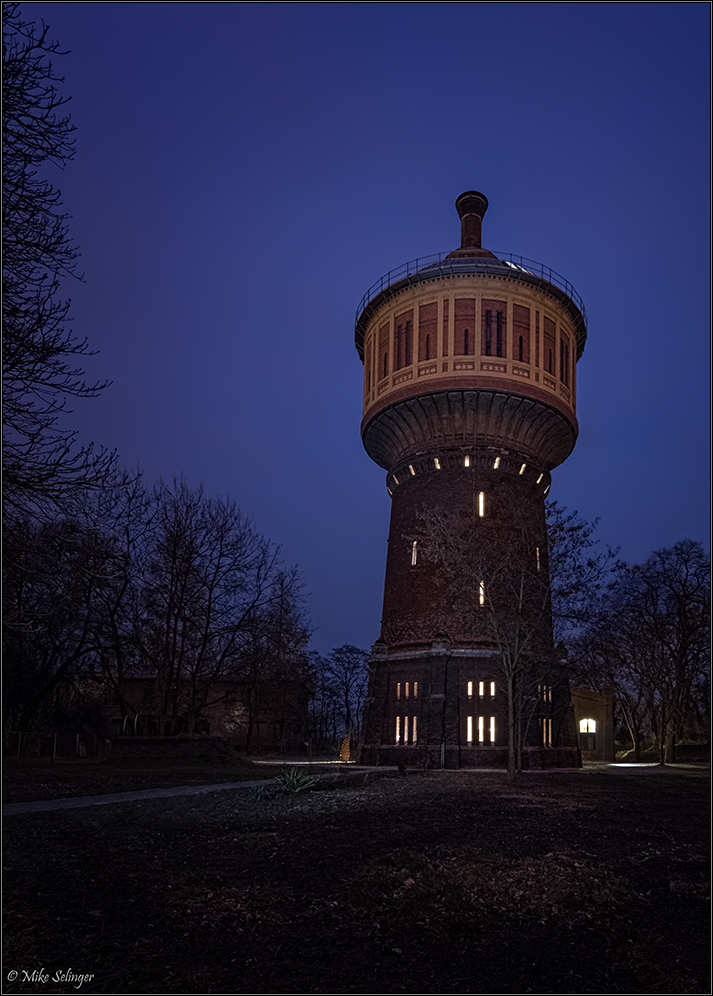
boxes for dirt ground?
[3,763,710,995]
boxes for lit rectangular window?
[395,717,400,744]
[478,492,485,517]
[519,463,526,475]
[467,681,473,698]
[467,716,473,743]
[464,456,470,467]
[490,681,496,697]
[536,546,540,571]
[412,715,417,743]
[396,682,401,700]
[536,473,543,484]
[493,457,500,469]
[405,682,410,700]
[478,716,484,743]
[479,580,486,606]
[413,682,418,699]
[479,681,484,697]
[490,717,496,743]
[409,464,415,476]
[404,716,409,743]
[434,458,441,469]
[411,541,418,566]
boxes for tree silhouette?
[3,3,115,519]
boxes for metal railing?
[354,250,587,342]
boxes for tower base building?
[356,192,584,769]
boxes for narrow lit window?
[493,457,500,470]
[467,681,473,698]
[478,716,485,743]
[396,682,401,700]
[395,716,401,744]
[434,458,441,470]
[405,682,410,700]
[467,716,473,743]
[464,455,470,468]
[404,716,409,743]
[393,475,399,485]
[490,681,496,697]
[479,681,485,697]
[411,540,418,566]
[519,463,526,476]
[478,492,485,517]
[547,718,552,746]
[479,580,486,606]
[536,546,540,571]
[579,718,596,733]
[536,473,543,484]
[409,464,415,476]
[412,716,417,743]
[490,717,496,743]
[413,681,418,699]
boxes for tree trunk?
[507,674,516,782]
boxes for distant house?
[570,686,615,762]
[103,677,309,754]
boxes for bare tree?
[3,515,118,733]
[415,499,617,779]
[579,540,710,764]
[132,478,309,737]
[3,3,115,519]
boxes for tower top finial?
[455,190,489,249]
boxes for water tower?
[356,192,583,768]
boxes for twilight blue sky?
[23,2,710,653]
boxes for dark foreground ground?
[3,764,710,995]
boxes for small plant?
[249,783,274,802]
[277,767,319,794]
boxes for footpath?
[2,765,390,817]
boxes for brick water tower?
[356,192,584,769]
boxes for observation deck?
[354,251,587,361]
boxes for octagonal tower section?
[356,192,586,769]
